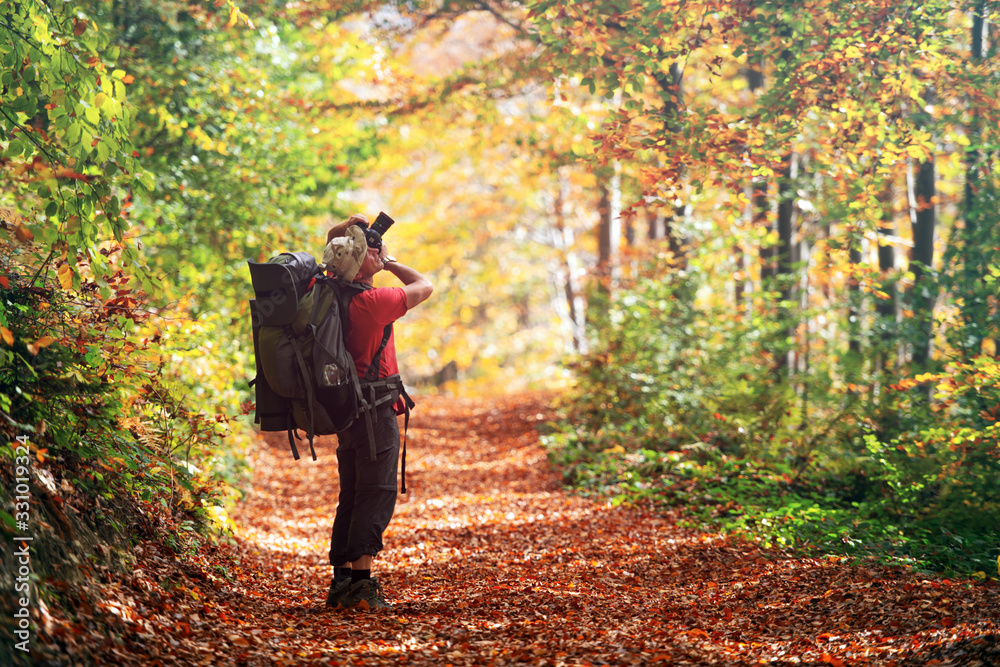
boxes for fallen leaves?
[20,393,1000,666]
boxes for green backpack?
[247,253,412,483]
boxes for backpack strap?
[361,383,379,462]
[356,375,414,494]
[286,424,300,460]
[286,287,326,462]
[358,374,400,462]
[331,279,374,438]
[290,336,318,461]
[399,386,415,494]
[361,324,393,383]
[356,323,393,462]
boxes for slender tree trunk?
[904,0,941,374]
[734,240,746,315]
[598,185,612,269]
[624,214,636,248]
[776,153,797,301]
[744,64,769,297]
[651,61,688,266]
[960,1,989,354]
[597,165,621,288]
[910,157,937,369]
[845,162,865,366]
[848,238,864,357]
[775,152,798,374]
[554,171,586,354]
[755,178,774,283]
[655,61,684,133]
[875,183,898,377]
[647,209,666,241]
[800,241,812,424]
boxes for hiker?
[321,214,433,611]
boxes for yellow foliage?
[57,264,74,290]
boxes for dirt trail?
[224,393,1000,666]
[22,393,999,666]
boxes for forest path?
[220,393,998,666]
[29,393,998,666]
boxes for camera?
[362,212,394,250]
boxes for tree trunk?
[776,152,797,303]
[597,165,622,287]
[959,1,989,354]
[554,171,587,354]
[775,152,798,374]
[651,61,688,265]
[624,214,636,248]
[647,209,666,241]
[875,183,898,376]
[848,238,863,357]
[654,61,683,134]
[755,178,774,283]
[744,65,769,296]
[910,157,937,369]
[734,240,746,314]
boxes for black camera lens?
[363,228,383,250]
[361,212,394,250]
[371,212,394,236]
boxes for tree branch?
[472,0,528,38]
[0,107,66,167]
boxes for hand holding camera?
[326,211,395,248]
[359,212,394,251]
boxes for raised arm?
[385,262,432,309]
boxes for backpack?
[247,252,413,488]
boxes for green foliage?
[0,282,126,476]
[1,0,147,280]
[551,252,999,578]
[0,266,193,513]
[568,256,843,460]
[545,422,997,576]
[91,1,386,453]
[941,153,1000,356]
[866,356,1000,535]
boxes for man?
[320,214,433,611]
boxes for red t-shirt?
[346,286,409,413]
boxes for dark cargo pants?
[329,409,399,565]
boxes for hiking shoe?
[343,577,391,611]
[325,576,352,608]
